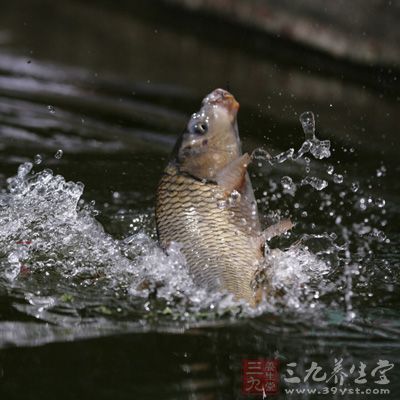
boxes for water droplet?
[217,200,227,209]
[295,140,312,159]
[359,198,367,211]
[376,165,386,177]
[299,111,315,140]
[376,230,386,242]
[327,165,334,175]
[375,197,385,208]
[54,149,63,159]
[310,139,331,159]
[301,177,328,191]
[230,190,241,201]
[252,148,271,161]
[228,190,241,206]
[351,182,359,192]
[17,162,33,178]
[333,173,343,184]
[34,154,42,165]
[47,105,56,114]
[270,148,294,164]
[281,176,294,190]
[347,311,356,320]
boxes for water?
[0,1,399,399]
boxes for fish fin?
[261,219,294,242]
[215,153,251,194]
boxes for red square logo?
[242,359,279,396]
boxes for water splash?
[301,176,328,191]
[298,111,331,160]
[0,162,333,324]
[263,247,330,310]
[253,111,331,170]
[252,110,393,323]
[0,100,391,332]
[299,111,315,140]
[271,148,295,164]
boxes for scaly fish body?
[156,163,263,304]
[155,89,291,305]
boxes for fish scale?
[156,163,263,304]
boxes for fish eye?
[189,121,208,135]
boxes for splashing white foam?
[263,247,330,310]
[0,163,332,319]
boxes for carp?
[155,89,292,305]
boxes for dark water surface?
[0,1,399,399]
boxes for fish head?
[176,88,241,180]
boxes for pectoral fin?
[261,219,294,241]
[215,153,251,194]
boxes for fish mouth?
[203,88,240,114]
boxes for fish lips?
[203,88,240,115]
